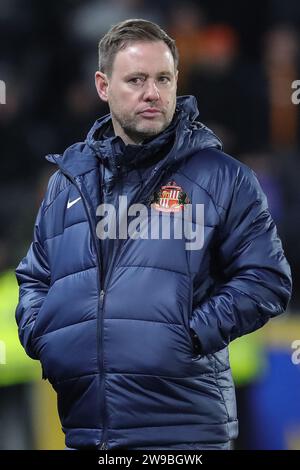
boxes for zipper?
[97,164,109,449]
[99,288,107,449]
[58,168,108,450]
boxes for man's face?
[96,41,178,144]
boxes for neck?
[111,119,143,146]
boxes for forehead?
[112,40,175,75]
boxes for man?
[15,19,292,450]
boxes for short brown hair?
[98,18,179,76]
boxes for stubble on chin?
[115,113,166,141]
[111,99,176,142]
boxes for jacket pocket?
[181,320,202,359]
[185,279,202,359]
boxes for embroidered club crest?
[151,181,190,212]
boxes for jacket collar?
[46,96,222,178]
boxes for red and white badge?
[151,181,190,213]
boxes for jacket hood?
[46,95,222,177]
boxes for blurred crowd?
[0,0,300,308]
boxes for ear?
[95,71,109,102]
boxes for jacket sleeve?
[15,200,50,359]
[190,166,292,355]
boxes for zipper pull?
[100,290,105,307]
[100,442,107,450]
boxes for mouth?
[138,108,162,118]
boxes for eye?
[158,76,171,83]
[128,77,144,85]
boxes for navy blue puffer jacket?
[15,96,292,449]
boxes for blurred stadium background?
[0,0,300,450]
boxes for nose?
[143,79,160,101]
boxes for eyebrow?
[123,71,173,79]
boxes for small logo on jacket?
[151,181,190,212]
[67,197,81,209]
